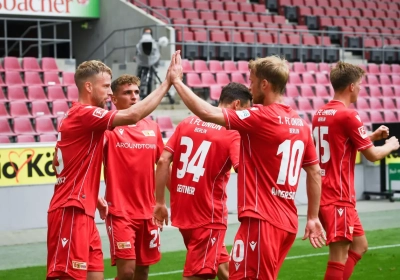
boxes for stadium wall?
[72,0,175,65]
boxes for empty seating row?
[0,134,58,143]
[0,85,78,102]
[0,117,60,136]
[0,101,70,118]
[0,71,75,86]
[0,57,60,72]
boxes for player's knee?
[134,265,149,279]
[118,267,135,280]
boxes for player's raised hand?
[152,202,169,231]
[96,196,108,220]
[302,218,326,248]
[167,50,183,85]
[373,125,390,140]
[386,136,400,151]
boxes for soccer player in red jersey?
[158,53,326,279]
[311,62,399,280]
[103,74,164,280]
[47,57,174,280]
[153,82,252,280]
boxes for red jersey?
[312,100,373,207]
[222,104,318,234]
[165,116,240,230]
[49,102,117,217]
[103,119,164,219]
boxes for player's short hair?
[218,82,252,106]
[248,56,289,94]
[330,61,366,92]
[74,60,112,90]
[111,74,141,93]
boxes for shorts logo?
[142,130,155,136]
[107,226,112,234]
[92,108,108,119]
[358,126,368,139]
[349,226,354,234]
[72,261,87,270]
[61,238,69,248]
[211,237,216,246]
[337,208,344,217]
[118,128,124,136]
[236,110,251,120]
[249,241,257,251]
[117,241,132,249]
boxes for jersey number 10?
[177,136,212,182]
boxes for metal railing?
[0,17,72,59]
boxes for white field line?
[105,243,400,279]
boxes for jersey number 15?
[313,126,331,163]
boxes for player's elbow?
[157,154,171,169]
[361,147,381,162]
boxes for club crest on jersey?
[358,126,368,139]
[92,108,108,119]
[118,128,124,136]
[236,109,251,120]
[72,261,87,270]
[142,130,155,136]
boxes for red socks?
[324,261,345,280]
[343,250,362,280]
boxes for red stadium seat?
[31,101,52,117]
[40,134,57,142]
[164,0,179,9]
[315,73,330,85]
[216,73,231,87]
[0,135,10,143]
[209,61,223,73]
[314,85,331,97]
[186,73,205,88]
[237,61,249,74]
[28,86,47,100]
[367,86,381,97]
[299,85,314,97]
[7,86,28,101]
[379,64,392,74]
[180,0,194,9]
[305,63,318,73]
[201,73,217,87]
[182,60,194,73]
[16,135,36,142]
[52,100,70,116]
[41,57,59,72]
[193,60,209,73]
[288,73,302,85]
[36,117,57,134]
[66,86,79,101]
[225,2,238,12]
[302,73,316,85]
[366,74,379,85]
[367,64,379,74]
[231,72,248,87]
[4,57,22,71]
[215,12,230,22]
[44,72,61,85]
[293,62,306,73]
[319,63,331,73]
[209,85,222,101]
[24,71,45,86]
[10,102,31,117]
[22,57,41,72]
[13,118,36,134]
[47,86,66,100]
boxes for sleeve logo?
[236,109,251,120]
[358,126,368,139]
[92,108,108,119]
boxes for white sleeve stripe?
[358,143,373,150]
[165,145,174,153]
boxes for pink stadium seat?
[201,73,217,87]
[195,1,209,10]
[210,1,223,11]
[381,86,394,97]
[62,72,75,86]
[40,134,57,142]
[0,119,14,135]
[319,63,331,73]
[357,110,370,124]
[366,74,379,85]
[358,87,369,97]
[225,2,238,12]
[299,85,314,97]
[298,98,314,112]
[0,102,9,118]
[13,118,36,134]
[305,63,318,73]
[383,111,398,123]
[367,64,379,74]
[379,64,392,75]
[0,135,10,143]
[36,117,57,134]
[293,62,306,73]
[313,99,327,111]
[369,111,384,123]
[164,0,179,9]
[302,73,316,84]
[31,101,52,117]
[44,72,61,85]
[4,57,22,71]
[231,73,248,87]
[314,84,330,98]
[393,86,400,97]
[24,71,45,86]
[239,2,253,13]
[216,73,231,87]
[193,60,209,73]
[209,85,222,101]
[237,61,249,74]
[379,75,392,86]
[186,73,205,88]
[382,98,396,110]
[7,86,27,101]
[6,71,25,86]
[22,57,41,72]
[392,65,400,74]
[199,10,214,21]
[0,89,6,102]
[27,85,47,100]
[392,75,400,86]
[10,102,31,117]
[156,116,174,134]
[52,100,70,116]
[182,60,194,73]
[0,63,4,73]
[17,135,36,143]
[41,57,59,72]
[66,86,78,101]
[288,73,302,85]
[367,86,381,97]
[47,86,66,100]
[284,97,298,110]
[356,98,370,110]
[215,11,230,22]
[369,97,383,110]
[315,73,330,85]
[285,85,299,98]
[209,61,224,73]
